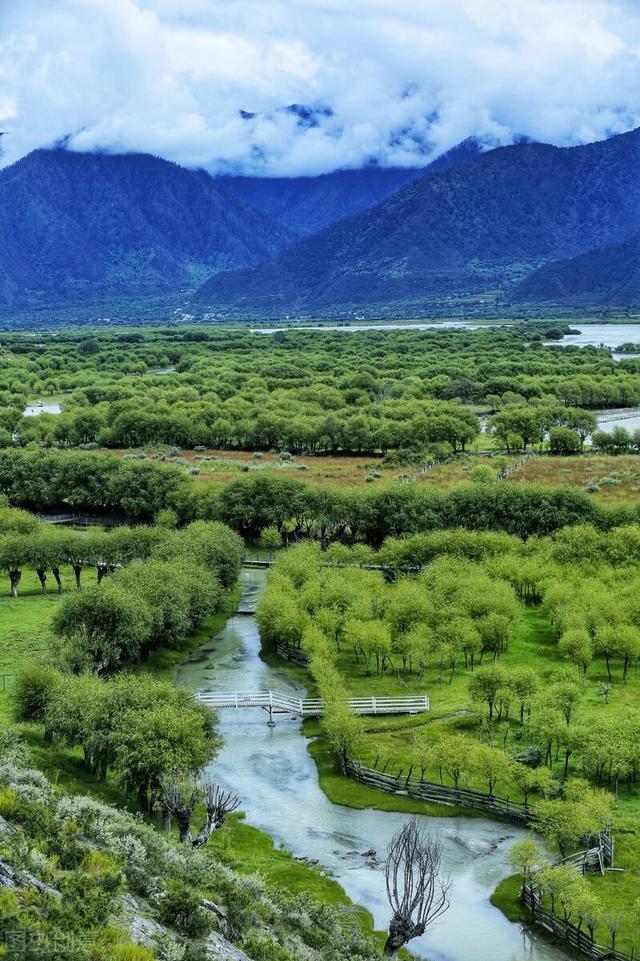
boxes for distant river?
[595,408,640,434]
[23,401,62,417]
[252,322,500,333]
[554,323,640,349]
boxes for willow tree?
[160,777,240,843]
[384,820,452,956]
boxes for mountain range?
[0,150,301,312]
[2,129,640,316]
[512,232,640,307]
[217,138,483,235]
[195,127,640,315]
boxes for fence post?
[372,696,377,715]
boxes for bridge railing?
[195,690,429,717]
[197,690,303,712]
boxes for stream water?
[22,401,62,416]
[176,569,569,961]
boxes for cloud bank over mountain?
[3,0,640,176]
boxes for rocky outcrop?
[204,932,254,961]
[0,858,61,899]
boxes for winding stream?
[176,569,569,961]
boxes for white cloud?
[2,0,640,175]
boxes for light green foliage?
[259,525,281,557]
[53,584,153,671]
[536,779,614,857]
[508,839,546,881]
[261,529,640,952]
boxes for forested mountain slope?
[217,166,423,235]
[512,231,640,307]
[195,127,640,314]
[0,149,295,312]
[216,138,483,235]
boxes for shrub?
[0,786,18,818]
[158,880,212,938]
[513,746,544,767]
[241,934,290,961]
[12,665,61,723]
[111,947,156,961]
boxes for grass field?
[141,447,409,487]
[506,454,640,503]
[119,445,517,489]
[119,442,640,504]
[85,441,640,503]
[268,598,640,952]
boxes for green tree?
[259,525,281,560]
[508,839,546,890]
[113,700,219,809]
[53,584,153,672]
[320,698,365,773]
[468,664,508,721]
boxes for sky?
[2,0,640,177]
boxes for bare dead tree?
[384,819,452,956]
[160,778,199,842]
[160,778,240,846]
[192,784,241,847]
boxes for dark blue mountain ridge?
[194,126,640,314]
[0,135,490,313]
[0,148,296,312]
[512,231,640,307]
[0,135,487,312]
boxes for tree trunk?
[36,569,47,594]
[73,565,82,590]
[384,916,425,956]
[176,814,193,843]
[52,567,63,593]
[9,569,21,599]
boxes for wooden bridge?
[196,690,429,725]
[38,513,121,527]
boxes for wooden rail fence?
[275,641,310,665]
[344,759,532,824]
[521,829,628,961]
[521,889,632,961]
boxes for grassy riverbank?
[0,570,399,953]
[204,812,407,957]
